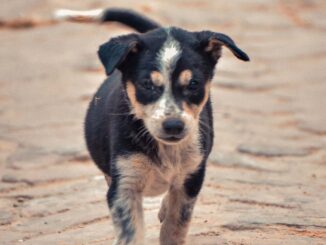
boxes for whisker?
[134,126,147,142]
[199,119,212,132]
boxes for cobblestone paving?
[0,0,326,244]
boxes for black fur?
[115,206,135,243]
[85,71,161,174]
[184,160,207,198]
[84,8,249,243]
[98,34,139,75]
[101,8,161,33]
[86,26,227,171]
[179,202,194,225]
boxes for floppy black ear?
[98,34,139,75]
[196,31,250,62]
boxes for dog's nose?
[162,118,185,136]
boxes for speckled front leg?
[159,187,197,245]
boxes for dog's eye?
[187,79,199,91]
[141,79,155,90]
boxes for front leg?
[107,155,150,245]
[159,163,206,245]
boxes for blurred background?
[0,0,325,244]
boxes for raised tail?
[54,8,161,33]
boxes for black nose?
[162,118,185,136]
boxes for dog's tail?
[54,8,161,33]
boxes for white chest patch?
[143,140,203,197]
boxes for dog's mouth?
[157,134,186,144]
[160,136,182,142]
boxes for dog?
[56,8,249,245]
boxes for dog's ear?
[98,34,139,75]
[195,31,250,62]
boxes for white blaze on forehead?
[152,30,182,119]
[157,32,181,74]
[161,44,180,66]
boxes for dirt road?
[1,1,325,244]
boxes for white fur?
[152,83,181,120]
[54,9,103,21]
[152,94,168,119]
[161,44,180,66]
[157,32,181,73]
[152,33,182,119]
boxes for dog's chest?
[143,144,202,197]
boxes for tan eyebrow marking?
[178,69,193,86]
[150,71,165,86]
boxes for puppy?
[57,8,249,245]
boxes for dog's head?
[98,27,249,145]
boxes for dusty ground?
[0,0,326,244]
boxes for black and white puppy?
[57,8,249,245]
